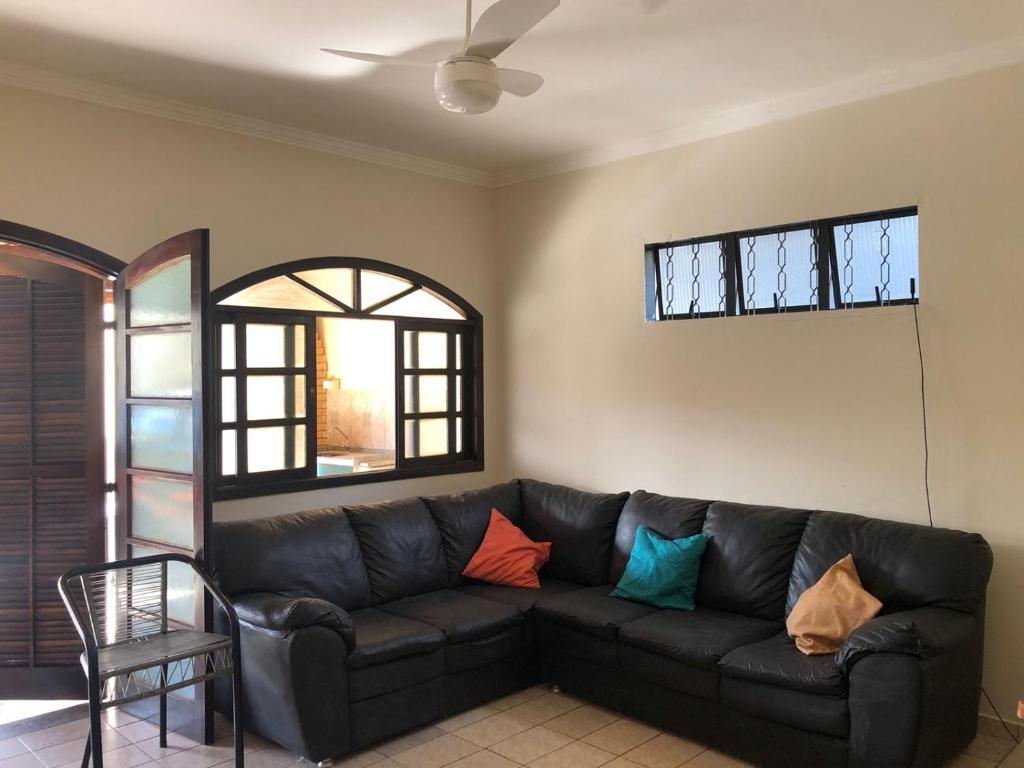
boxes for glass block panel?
[246,375,306,420]
[131,545,194,625]
[404,375,447,413]
[293,269,354,308]
[130,475,193,549]
[222,429,237,475]
[221,377,236,422]
[130,404,192,474]
[221,324,236,370]
[129,257,191,328]
[832,215,919,305]
[404,418,448,458]
[372,289,464,320]
[361,271,412,309]
[246,324,305,368]
[247,425,307,473]
[658,240,731,317]
[218,275,340,313]
[130,332,191,398]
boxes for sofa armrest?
[233,592,355,653]
[838,606,976,675]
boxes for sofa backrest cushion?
[346,497,448,603]
[209,507,372,610]
[519,479,628,586]
[787,511,993,615]
[696,502,811,620]
[424,480,523,584]
[609,491,710,584]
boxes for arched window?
[210,258,482,499]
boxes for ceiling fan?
[322,0,559,115]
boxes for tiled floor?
[0,686,1017,768]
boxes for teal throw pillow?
[610,525,707,610]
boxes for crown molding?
[0,59,492,187]
[491,37,1024,187]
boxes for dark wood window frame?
[210,257,484,501]
[645,206,919,321]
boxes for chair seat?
[92,630,232,678]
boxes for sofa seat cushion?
[719,632,845,696]
[346,608,445,669]
[620,608,781,670]
[456,577,584,613]
[535,585,659,640]
[378,589,523,643]
[720,675,849,739]
[445,622,532,674]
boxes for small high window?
[211,259,482,499]
[645,207,919,320]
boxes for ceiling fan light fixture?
[433,58,501,114]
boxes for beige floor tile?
[103,711,142,729]
[438,708,500,734]
[601,760,643,768]
[376,727,446,757]
[0,753,44,768]
[681,751,753,768]
[332,749,387,768]
[117,722,164,745]
[489,726,573,764]
[944,755,998,768]
[20,721,93,752]
[544,707,620,739]
[454,715,535,749]
[963,734,1015,763]
[136,732,203,761]
[157,745,233,768]
[582,720,659,756]
[99,744,153,768]
[504,695,582,726]
[621,734,704,768]
[527,741,615,768]
[253,744,303,767]
[447,752,520,768]
[0,740,28,760]
[36,737,93,768]
[490,688,550,713]
[390,734,479,768]
[211,752,284,768]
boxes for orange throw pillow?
[463,509,551,588]
[786,554,882,655]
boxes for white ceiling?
[1,1,1023,184]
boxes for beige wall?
[493,62,1024,718]
[0,83,506,518]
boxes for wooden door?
[0,266,104,697]
[114,230,212,740]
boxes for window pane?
[456,417,463,453]
[404,375,447,413]
[130,332,191,398]
[455,334,462,369]
[247,425,307,473]
[129,257,191,328]
[657,241,728,317]
[131,545,194,624]
[222,429,237,475]
[738,229,815,311]
[247,375,306,420]
[130,475,193,549]
[221,324,235,370]
[404,418,448,458]
[221,377,236,422]
[218,275,340,313]
[130,404,192,474]
[456,375,463,412]
[293,269,354,308]
[833,215,919,306]
[361,271,412,309]
[246,323,305,368]
[373,289,464,320]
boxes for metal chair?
[58,553,243,768]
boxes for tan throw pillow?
[786,554,882,656]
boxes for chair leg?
[232,664,244,768]
[159,662,168,749]
[87,688,103,768]
[80,732,91,768]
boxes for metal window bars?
[58,553,243,768]
[645,207,918,321]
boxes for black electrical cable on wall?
[912,301,1019,745]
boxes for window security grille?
[645,207,918,321]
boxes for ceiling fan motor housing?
[434,56,501,114]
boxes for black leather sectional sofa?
[209,479,993,768]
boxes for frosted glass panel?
[404,418,448,458]
[456,417,463,453]
[131,476,193,548]
[373,289,464,320]
[221,324,235,370]
[246,324,305,368]
[218,275,340,313]
[404,331,447,369]
[405,375,447,413]
[247,376,306,420]
[131,546,194,624]
[222,430,237,475]
[247,425,307,473]
[455,334,462,369]
[129,258,191,328]
[221,377,236,422]
[361,271,411,309]
[130,405,192,473]
[456,376,463,411]
[294,269,354,308]
[130,332,191,398]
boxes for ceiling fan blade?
[466,0,559,60]
[320,49,436,68]
[497,68,544,97]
